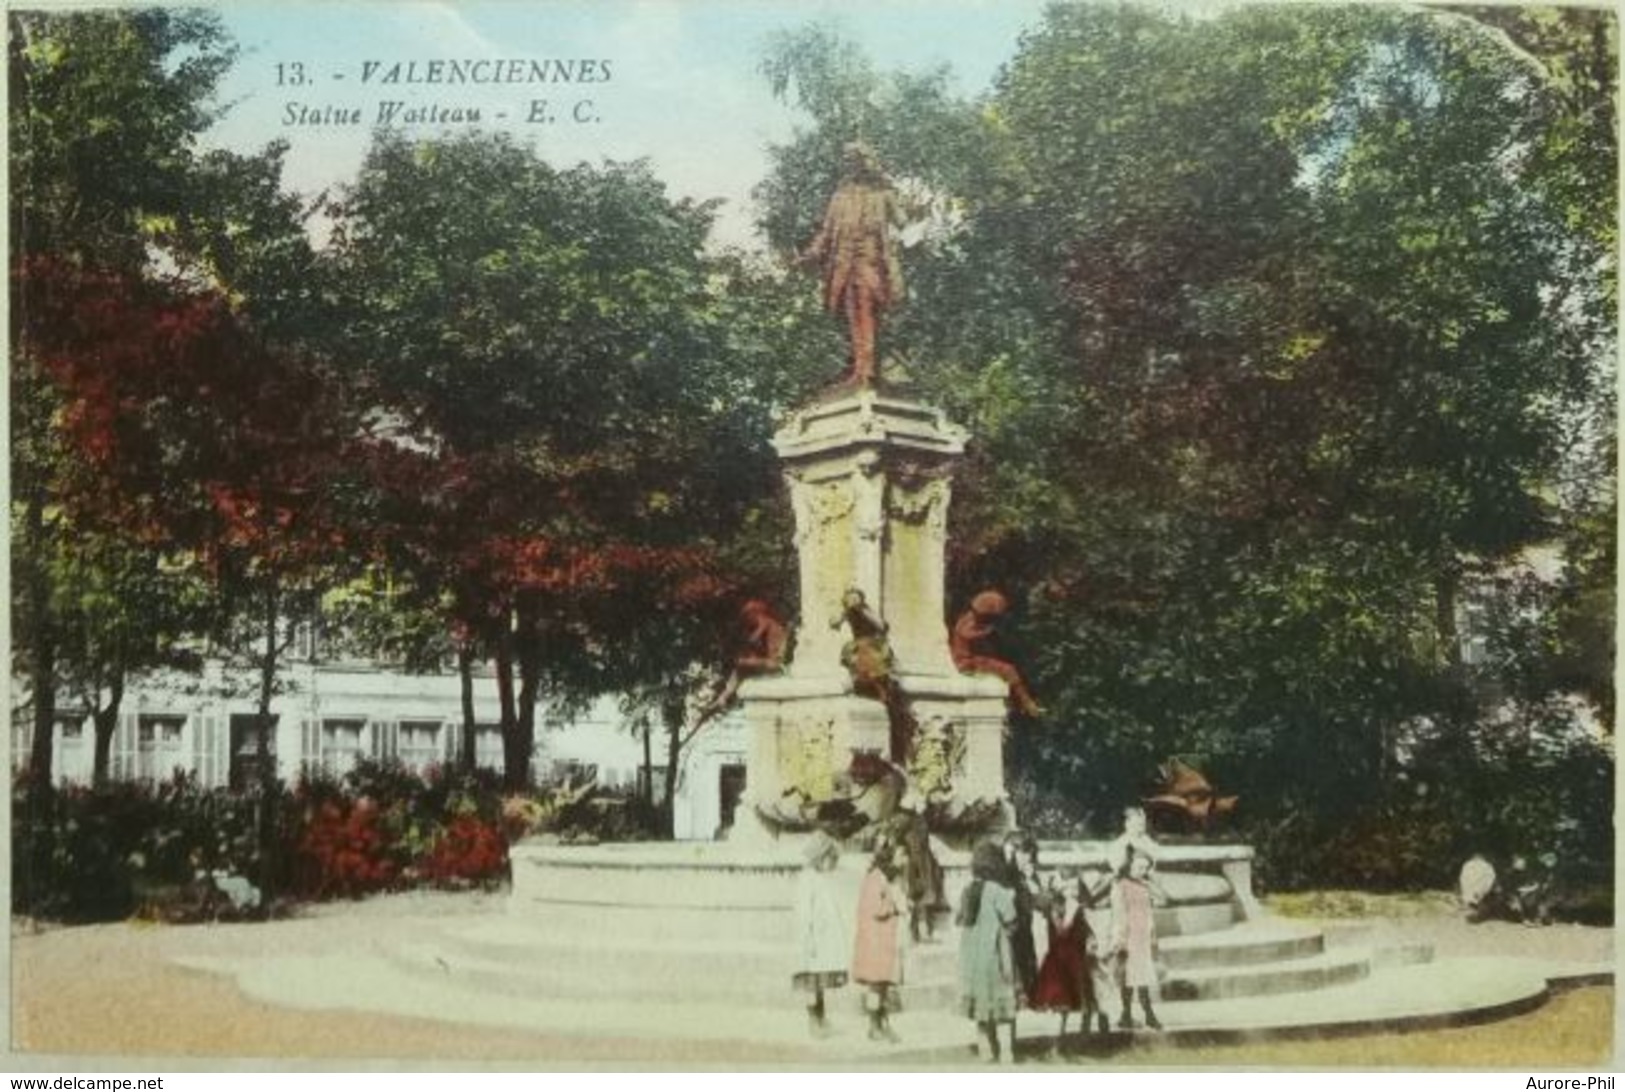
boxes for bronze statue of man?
[801,142,904,385]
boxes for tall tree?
[331,133,793,790]
[31,259,364,903]
[9,11,331,794]
[755,7,1614,845]
[9,9,235,786]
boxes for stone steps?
[179,950,977,1060]
[381,908,1397,1015]
[1162,947,1372,1002]
[160,840,1609,1054]
[1151,957,1555,1037]
[1159,921,1325,969]
[491,900,799,945]
[381,933,964,1010]
[176,945,1585,1063]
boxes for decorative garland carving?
[789,479,854,547]
[908,714,966,803]
[779,716,836,800]
[886,478,949,538]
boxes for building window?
[322,719,368,775]
[137,715,186,782]
[293,621,318,661]
[474,724,504,772]
[399,721,442,774]
[551,759,597,785]
[637,766,668,801]
[230,714,278,792]
[56,715,85,742]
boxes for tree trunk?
[494,615,520,786]
[91,668,125,788]
[641,721,654,807]
[25,488,56,790]
[511,600,544,793]
[255,580,281,917]
[660,694,684,838]
[457,640,477,773]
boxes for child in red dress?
[1029,872,1090,1044]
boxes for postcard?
[6,0,1617,1072]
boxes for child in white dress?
[794,831,849,1036]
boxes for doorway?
[718,762,747,835]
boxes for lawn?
[1031,986,1614,1068]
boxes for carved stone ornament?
[908,714,966,803]
[887,477,949,535]
[779,716,836,800]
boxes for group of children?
[793,806,1168,1059]
[960,808,1167,1062]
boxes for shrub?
[285,760,513,900]
[12,772,264,923]
[420,814,508,887]
[289,796,402,899]
[14,761,519,921]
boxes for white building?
[12,649,745,840]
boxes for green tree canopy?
[329,132,805,785]
[755,5,1615,872]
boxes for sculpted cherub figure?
[697,598,788,725]
[833,588,916,762]
[950,589,1043,718]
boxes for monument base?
[733,669,1011,844]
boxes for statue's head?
[1123,805,1147,836]
[842,586,868,610]
[841,140,882,179]
[971,589,1009,617]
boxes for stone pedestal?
[736,387,1009,837]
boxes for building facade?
[12,651,744,841]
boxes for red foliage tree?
[20,257,366,901]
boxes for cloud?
[381,3,504,59]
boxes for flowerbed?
[13,761,515,923]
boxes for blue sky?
[204,0,1055,249]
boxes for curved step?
[1155,901,1239,937]
[384,922,964,1009]
[1152,957,1557,1038]
[500,900,797,945]
[1162,949,1370,1001]
[170,939,1588,1053]
[1160,921,1324,969]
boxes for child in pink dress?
[1109,841,1167,1030]
[852,843,905,1042]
